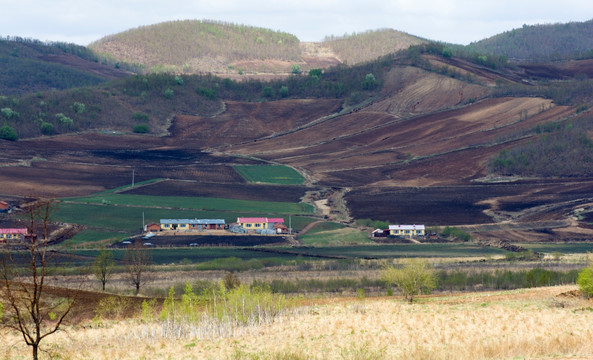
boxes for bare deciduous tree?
[93,248,115,291]
[0,198,78,360]
[124,240,151,295]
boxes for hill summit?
[88,20,426,75]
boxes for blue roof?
[160,219,225,225]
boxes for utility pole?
[131,169,135,187]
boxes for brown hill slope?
[88,22,426,75]
[89,20,302,74]
[2,56,592,242]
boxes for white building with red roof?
[236,217,285,231]
[0,228,28,242]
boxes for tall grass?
[142,281,297,340]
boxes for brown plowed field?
[345,179,593,241]
[122,179,311,203]
[0,134,256,197]
[167,98,343,148]
[111,235,288,248]
[518,59,593,79]
[225,97,571,184]
[0,58,588,241]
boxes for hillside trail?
[298,220,324,236]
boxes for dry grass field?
[2,285,592,360]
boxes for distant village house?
[0,201,12,213]
[159,219,225,231]
[389,224,425,238]
[236,217,286,234]
[144,222,161,232]
[0,228,28,242]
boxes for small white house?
[389,225,425,238]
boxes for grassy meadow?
[232,165,306,185]
[53,185,316,247]
[3,286,592,360]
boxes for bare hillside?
[88,20,302,73]
[322,28,427,65]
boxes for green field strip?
[61,193,313,215]
[54,203,318,232]
[72,247,317,265]
[233,165,305,185]
[519,243,593,254]
[273,244,509,259]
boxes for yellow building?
[389,225,425,238]
[0,228,28,242]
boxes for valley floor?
[2,285,592,360]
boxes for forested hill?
[0,37,130,95]
[466,19,593,61]
[322,29,426,65]
[88,20,302,74]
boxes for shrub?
[279,86,289,98]
[162,88,174,99]
[577,264,593,298]
[133,124,149,133]
[55,113,73,128]
[309,68,323,78]
[1,107,18,119]
[362,73,377,90]
[156,281,295,339]
[94,296,133,319]
[262,86,274,98]
[70,102,86,114]
[505,250,541,261]
[0,125,18,141]
[132,112,149,122]
[39,121,54,135]
[195,87,217,100]
[441,226,471,241]
[223,272,241,290]
[382,259,437,303]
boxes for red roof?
[0,201,10,209]
[0,228,28,234]
[237,217,267,223]
[237,217,285,223]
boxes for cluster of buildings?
[371,224,426,238]
[144,217,288,235]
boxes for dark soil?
[111,235,288,248]
[122,179,311,203]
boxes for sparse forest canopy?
[322,28,426,65]
[467,19,593,61]
[0,54,392,139]
[0,37,107,95]
[489,114,593,177]
[88,20,301,72]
